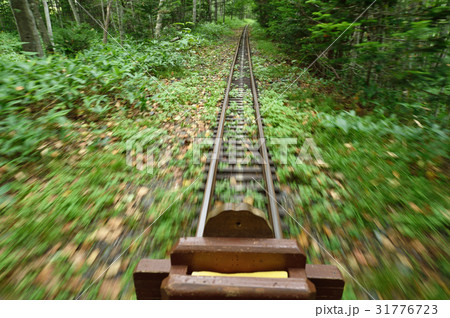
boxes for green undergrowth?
[193,22,233,40]
[0,32,211,164]
[0,27,233,299]
[251,27,449,300]
[2,19,447,300]
[223,17,255,30]
[0,31,27,62]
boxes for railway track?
[197,25,282,239]
[133,27,345,300]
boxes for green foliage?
[0,32,207,165]
[223,17,254,29]
[0,28,231,298]
[253,0,450,124]
[2,0,447,300]
[0,32,25,61]
[0,110,69,164]
[253,36,449,299]
[54,23,97,56]
[194,22,233,40]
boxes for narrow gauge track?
[133,27,345,300]
[197,25,283,239]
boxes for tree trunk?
[102,0,113,44]
[42,0,54,47]
[148,14,154,38]
[207,0,211,21]
[214,0,218,22]
[28,0,53,51]
[9,0,44,56]
[110,2,118,35]
[116,0,124,44]
[181,0,185,22]
[193,0,197,24]
[100,0,105,24]
[366,62,372,86]
[230,0,234,20]
[68,0,80,24]
[222,0,225,23]
[154,0,165,38]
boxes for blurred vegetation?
[53,23,97,56]
[0,31,26,61]
[253,0,449,125]
[250,23,449,299]
[0,11,233,298]
[0,0,448,301]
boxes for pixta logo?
[192,137,326,166]
[126,128,171,175]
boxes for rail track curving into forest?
[133,26,345,300]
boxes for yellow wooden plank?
[191,271,288,278]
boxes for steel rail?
[134,28,346,301]
[196,26,249,237]
[244,28,283,238]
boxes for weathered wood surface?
[170,237,306,273]
[204,203,273,238]
[304,264,345,300]
[161,274,316,300]
[133,259,171,300]
[133,238,344,299]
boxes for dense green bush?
[0,34,202,164]
[0,111,69,164]
[253,0,449,124]
[0,37,189,112]
[223,17,252,30]
[0,32,25,61]
[54,23,97,56]
[194,22,233,40]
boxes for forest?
[0,0,448,300]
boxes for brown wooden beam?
[133,238,344,300]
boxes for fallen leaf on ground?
[35,263,55,285]
[14,172,26,181]
[137,187,149,198]
[86,249,100,265]
[106,261,121,278]
[344,143,355,150]
[243,196,254,206]
[314,159,329,168]
[386,151,398,158]
[107,217,122,229]
[329,190,340,200]
[71,251,86,271]
[380,235,396,252]
[413,119,423,128]
[98,279,121,299]
[408,202,422,213]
